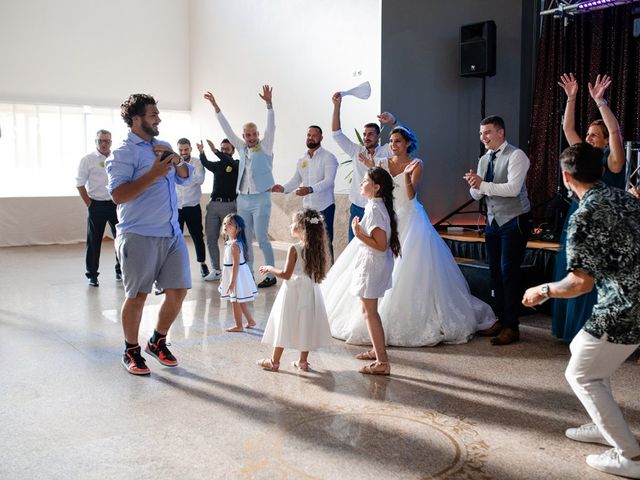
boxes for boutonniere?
[225,166,233,173]
[99,161,105,168]
[301,161,308,168]
[252,146,261,152]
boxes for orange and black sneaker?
[122,345,150,375]
[145,337,178,367]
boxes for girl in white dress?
[218,214,257,332]
[322,127,495,348]
[257,209,332,372]
[350,167,401,375]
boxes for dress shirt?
[106,132,194,237]
[282,146,338,211]
[76,150,112,201]
[469,141,530,200]
[216,109,275,193]
[176,156,205,208]
[332,129,392,208]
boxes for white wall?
[189,0,382,194]
[0,0,190,109]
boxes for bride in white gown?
[322,126,496,347]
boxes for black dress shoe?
[257,276,277,288]
[88,277,99,287]
[477,321,503,337]
[200,264,210,278]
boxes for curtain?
[527,3,640,212]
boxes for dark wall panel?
[381,0,524,223]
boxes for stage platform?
[439,230,560,314]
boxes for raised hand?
[204,91,218,107]
[358,152,375,168]
[404,159,420,175]
[332,92,342,107]
[196,141,204,154]
[588,74,612,103]
[377,112,397,125]
[206,139,218,153]
[558,73,579,98]
[259,85,273,104]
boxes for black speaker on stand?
[434,20,498,227]
[460,20,496,78]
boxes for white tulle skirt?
[322,199,496,347]
[262,273,333,351]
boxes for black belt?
[210,197,235,202]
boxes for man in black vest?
[464,116,531,345]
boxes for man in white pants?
[524,143,640,479]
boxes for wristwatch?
[308,186,314,193]
[540,284,551,303]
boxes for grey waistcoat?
[478,143,531,226]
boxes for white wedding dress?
[321,158,496,347]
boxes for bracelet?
[566,98,576,103]
[596,99,608,108]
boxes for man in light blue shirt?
[106,93,194,376]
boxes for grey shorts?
[115,233,192,298]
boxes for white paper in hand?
[340,81,371,99]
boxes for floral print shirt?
[566,181,640,344]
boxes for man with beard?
[76,129,121,286]
[272,125,339,260]
[330,92,400,241]
[175,137,209,278]
[106,94,194,375]
[204,86,277,288]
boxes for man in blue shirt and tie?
[106,94,194,375]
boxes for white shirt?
[469,140,530,200]
[76,150,112,201]
[281,146,339,211]
[176,156,205,208]
[332,129,392,208]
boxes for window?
[0,103,191,197]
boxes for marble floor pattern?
[1,241,639,480]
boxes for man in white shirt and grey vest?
[76,129,121,287]
[464,115,532,346]
[272,125,339,260]
[204,86,277,288]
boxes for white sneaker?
[586,448,640,478]
[204,269,222,281]
[565,423,611,446]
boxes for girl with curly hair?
[258,209,332,372]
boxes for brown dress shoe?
[477,322,503,337]
[491,328,520,345]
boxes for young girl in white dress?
[350,167,401,375]
[218,214,257,332]
[257,209,332,372]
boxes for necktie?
[485,150,499,182]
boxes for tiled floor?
[1,241,639,479]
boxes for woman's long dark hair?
[223,214,249,261]
[292,209,330,283]
[367,167,401,258]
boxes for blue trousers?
[237,192,274,274]
[348,203,365,242]
[484,213,531,329]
